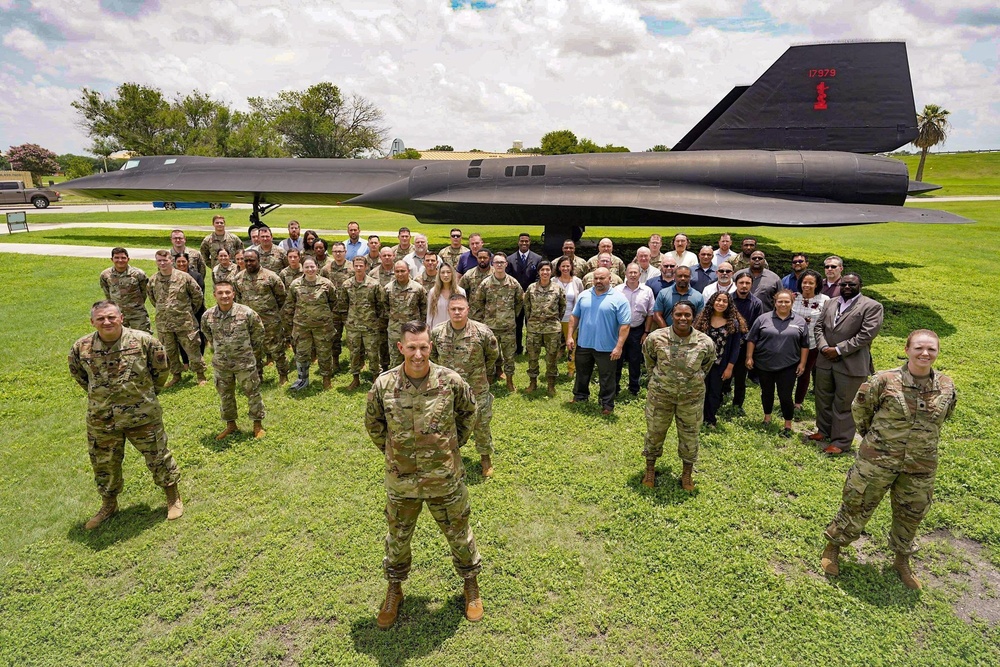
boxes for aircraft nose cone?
[343,177,411,206]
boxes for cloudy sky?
[1,0,997,156]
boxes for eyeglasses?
[824,265,840,269]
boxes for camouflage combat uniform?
[431,320,500,456]
[255,245,288,274]
[369,265,396,369]
[100,265,151,333]
[642,327,716,463]
[524,281,566,380]
[278,265,303,291]
[587,254,627,280]
[68,328,180,498]
[213,263,240,285]
[473,274,524,377]
[321,261,352,365]
[365,362,480,582]
[459,266,491,320]
[385,279,428,368]
[233,267,288,378]
[438,245,469,271]
[148,269,206,375]
[824,366,957,555]
[201,303,265,422]
[416,270,438,292]
[200,232,244,269]
[341,275,388,376]
[171,248,206,277]
[283,275,338,377]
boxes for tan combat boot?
[642,458,656,488]
[196,371,208,386]
[892,554,922,590]
[481,455,494,478]
[163,372,183,388]
[346,374,360,391]
[506,375,515,392]
[253,420,266,439]
[463,576,484,622]
[680,462,695,492]
[278,373,288,386]
[216,421,239,440]
[323,376,332,390]
[164,484,183,521]
[821,542,841,576]
[377,581,404,629]
[547,378,556,397]
[84,496,118,530]
[526,378,537,393]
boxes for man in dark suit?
[507,233,542,354]
[810,273,884,454]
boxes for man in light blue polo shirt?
[345,221,367,261]
[566,268,631,415]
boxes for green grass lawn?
[1,205,999,665]
[897,152,1000,196]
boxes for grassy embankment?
[0,199,997,665]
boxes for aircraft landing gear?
[247,193,282,238]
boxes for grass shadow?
[627,470,696,505]
[866,289,957,339]
[462,456,488,486]
[67,502,163,551]
[349,593,465,667]
[826,562,922,609]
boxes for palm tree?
[912,104,950,182]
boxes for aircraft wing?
[404,184,970,226]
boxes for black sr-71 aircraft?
[61,41,967,255]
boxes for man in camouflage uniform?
[557,239,589,279]
[321,241,352,368]
[169,229,206,276]
[365,321,482,628]
[386,261,428,368]
[459,249,492,319]
[416,253,439,291]
[283,257,338,390]
[586,238,627,280]
[342,256,388,390]
[583,253,625,289]
[431,293,501,476]
[369,246,397,369]
[199,215,244,270]
[438,228,469,271]
[100,247,151,333]
[201,280,267,439]
[642,301,716,492]
[148,249,207,387]
[473,253,524,391]
[233,249,289,384]
[254,226,288,274]
[68,301,183,530]
[523,260,565,396]
[388,226,414,261]
[821,329,957,590]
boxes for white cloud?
[0,0,995,155]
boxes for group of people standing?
[75,219,957,628]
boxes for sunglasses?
[824,265,840,269]
[663,264,676,268]
[717,269,733,273]
[792,260,805,264]
[451,234,462,238]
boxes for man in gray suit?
[809,273,884,454]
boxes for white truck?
[0,180,61,208]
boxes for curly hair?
[693,290,748,336]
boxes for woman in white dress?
[426,261,465,330]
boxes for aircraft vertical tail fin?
[672,41,917,153]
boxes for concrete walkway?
[0,243,160,260]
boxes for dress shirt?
[615,282,655,328]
